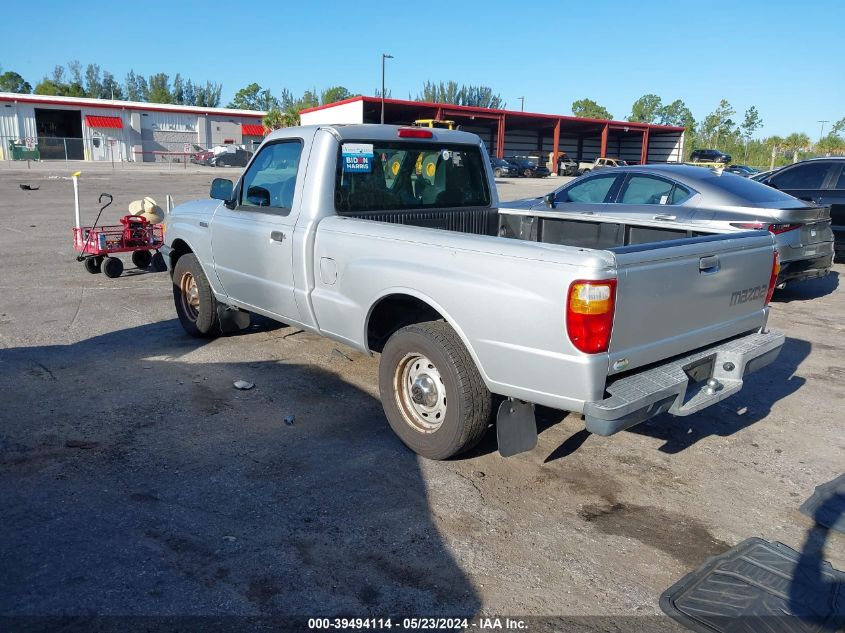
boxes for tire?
[84,257,101,274]
[150,251,167,272]
[101,256,123,278]
[493,168,503,178]
[581,168,591,173]
[172,253,220,338]
[523,168,533,178]
[379,321,491,460]
[131,250,153,269]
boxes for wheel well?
[169,239,193,269]
[367,294,443,353]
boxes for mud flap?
[217,305,250,334]
[660,537,845,632]
[496,399,537,458]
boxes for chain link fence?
[0,135,265,167]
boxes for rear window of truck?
[334,141,490,213]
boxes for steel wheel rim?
[394,353,447,433]
[179,271,200,322]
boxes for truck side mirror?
[210,178,234,201]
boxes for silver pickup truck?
[162,124,784,460]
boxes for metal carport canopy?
[300,96,685,165]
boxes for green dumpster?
[8,141,40,161]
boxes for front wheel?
[172,253,220,337]
[101,256,123,278]
[379,321,491,460]
[493,168,503,178]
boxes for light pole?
[818,120,829,141]
[381,53,393,124]
[518,96,524,112]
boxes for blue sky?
[3,0,843,137]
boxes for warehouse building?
[0,92,266,162]
[301,96,686,168]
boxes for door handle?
[699,255,720,274]
[653,214,676,221]
[270,231,286,242]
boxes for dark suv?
[490,157,519,178]
[505,157,551,178]
[690,149,732,163]
[755,157,845,260]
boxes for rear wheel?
[101,256,123,278]
[379,321,491,460]
[172,253,219,337]
[132,250,152,269]
[523,168,533,177]
[581,168,591,173]
[493,168,503,178]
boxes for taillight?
[768,223,800,234]
[731,222,766,230]
[398,127,433,138]
[765,252,780,306]
[566,279,617,354]
[730,222,800,235]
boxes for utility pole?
[817,120,829,141]
[381,53,393,124]
[518,96,524,112]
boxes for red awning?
[242,123,266,136]
[85,115,123,129]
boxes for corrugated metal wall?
[82,106,132,161]
[0,104,18,139]
[647,133,683,163]
[16,103,36,138]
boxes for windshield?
[335,141,491,212]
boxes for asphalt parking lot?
[0,163,842,627]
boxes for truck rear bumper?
[583,330,785,436]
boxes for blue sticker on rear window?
[342,143,374,173]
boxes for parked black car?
[755,157,845,260]
[505,157,551,178]
[490,157,519,178]
[725,164,760,177]
[210,148,252,167]
[690,149,732,163]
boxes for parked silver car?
[503,164,834,286]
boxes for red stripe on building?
[85,115,123,129]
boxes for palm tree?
[262,105,300,131]
[765,135,784,170]
[816,134,845,157]
[781,132,811,164]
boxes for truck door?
[210,139,304,320]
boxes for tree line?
[571,95,845,167]
[0,62,222,107]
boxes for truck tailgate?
[608,232,776,375]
